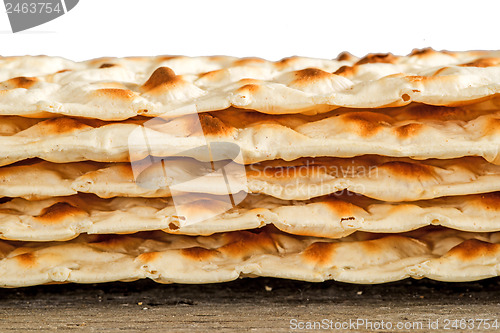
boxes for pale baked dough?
[3,156,500,202]
[0,192,499,241]
[2,100,500,165]
[1,50,500,119]
[0,227,499,287]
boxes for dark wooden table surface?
[0,277,499,332]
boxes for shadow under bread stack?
[1,49,500,287]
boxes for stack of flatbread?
[1,49,500,287]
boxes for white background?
[0,0,499,61]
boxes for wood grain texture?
[0,278,499,332]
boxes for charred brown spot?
[56,69,71,74]
[461,58,500,68]
[394,123,424,138]
[401,94,411,102]
[238,79,261,85]
[99,63,117,69]
[233,57,266,66]
[478,192,500,211]
[409,48,436,56]
[138,251,160,262]
[221,231,276,258]
[199,113,234,136]
[199,69,222,80]
[181,247,219,261]
[141,67,182,92]
[93,88,137,100]
[276,56,300,68]
[302,242,336,266]
[292,68,332,85]
[168,222,180,230]
[377,161,435,180]
[333,65,356,76]
[39,118,91,134]
[341,112,392,137]
[236,83,260,95]
[35,203,84,224]
[446,239,500,261]
[2,76,38,89]
[15,252,36,268]
[432,67,450,76]
[325,200,355,217]
[336,51,355,61]
[88,57,114,65]
[355,53,397,65]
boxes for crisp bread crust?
[0,49,500,120]
[2,155,500,201]
[0,192,500,241]
[2,50,500,286]
[2,101,500,165]
[0,226,499,286]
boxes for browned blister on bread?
[3,100,500,165]
[0,227,499,286]
[1,50,500,120]
[2,155,500,202]
[1,192,500,241]
[2,50,500,287]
